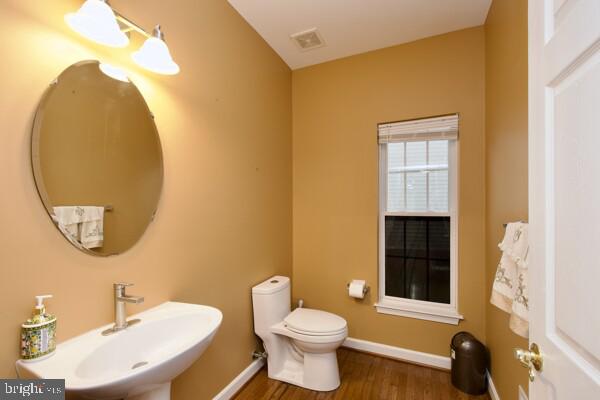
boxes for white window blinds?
[381,114,458,214]
[386,140,449,212]
[378,114,459,144]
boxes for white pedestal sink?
[16,302,222,400]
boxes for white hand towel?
[490,222,529,338]
[490,252,517,313]
[509,223,529,337]
[491,223,520,312]
[509,263,529,338]
[52,206,84,244]
[79,207,104,249]
[52,206,105,249]
[510,224,529,269]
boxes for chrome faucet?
[102,283,144,336]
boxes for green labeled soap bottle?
[20,295,57,362]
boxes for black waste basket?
[450,332,488,395]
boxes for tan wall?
[0,1,292,399]
[484,0,530,398]
[292,27,486,356]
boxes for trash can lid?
[451,331,484,354]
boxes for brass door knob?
[514,343,543,381]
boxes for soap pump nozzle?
[34,295,52,315]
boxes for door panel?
[530,0,600,398]
[554,57,600,368]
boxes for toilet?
[252,276,347,391]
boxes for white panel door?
[529,0,600,398]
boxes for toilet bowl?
[252,276,348,391]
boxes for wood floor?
[234,348,490,400]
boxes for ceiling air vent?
[290,28,325,51]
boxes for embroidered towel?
[490,222,529,338]
[52,206,104,249]
[509,223,529,337]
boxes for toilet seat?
[270,321,348,345]
[284,308,347,336]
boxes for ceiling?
[227,0,492,70]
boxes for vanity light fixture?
[131,26,180,75]
[65,0,129,48]
[65,0,180,75]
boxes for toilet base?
[269,351,340,392]
[303,351,340,391]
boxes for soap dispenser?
[20,295,57,362]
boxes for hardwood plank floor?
[234,348,490,400]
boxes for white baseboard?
[213,358,265,400]
[487,371,500,400]
[342,337,451,370]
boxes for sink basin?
[16,302,222,400]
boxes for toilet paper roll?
[348,280,366,299]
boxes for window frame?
[375,138,463,325]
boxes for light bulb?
[65,0,129,48]
[131,26,180,75]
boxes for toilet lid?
[284,308,347,335]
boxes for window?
[376,115,462,325]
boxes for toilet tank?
[252,276,291,336]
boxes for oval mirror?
[31,60,163,256]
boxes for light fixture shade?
[65,0,129,48]
[131,27,180,75]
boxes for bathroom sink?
[16,302,222,400]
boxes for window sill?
[374,300,464,325]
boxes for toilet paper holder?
[346,282,370,296]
